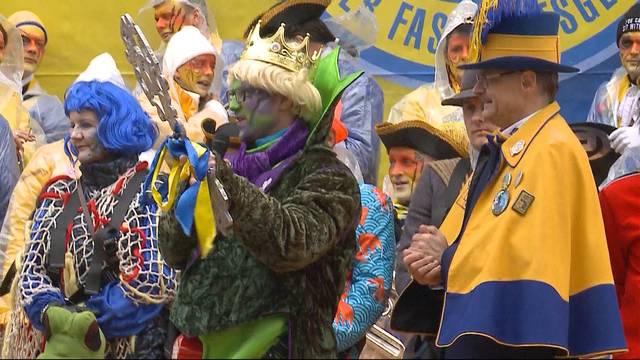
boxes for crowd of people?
[0,0,637,358]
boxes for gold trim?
[375,120,469,158]
[430,158,461,185]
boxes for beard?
[622,54,640,84]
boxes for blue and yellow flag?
[147,138,216,258]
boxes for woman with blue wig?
[4,54,177,359]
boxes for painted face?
[228,79,278,143]
[69,110,110,165]
[0,30,5,63]
[175,54,216,97]
[154,1,187,42]
[619,32,640,83]
[462,96,498,150]
[473,70,523,129]
[20,30,46,76]
[446,31,471,91]
[388,147,431,206]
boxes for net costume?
[4,160,176,358]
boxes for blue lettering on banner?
[573,0,599,22]
[405,8,426,49]
[388,2,413,41]
[364,0,382,11]
[599,0,617,10]
[339,0,350,12]
[551,0,578,34]
[428,12,448,54]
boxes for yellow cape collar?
[500,101,561,168]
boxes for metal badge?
[492,173,512,216]
[502,172,512,188]
[492,189,510,215]
[510,140,525,156]
[512,190,535,215]
[514,171,524,188]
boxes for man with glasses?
[412,1,627,357]
[156,24,361,357]
[8,11,68,144]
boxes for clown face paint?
[154,1,187,42]
[0,30,4,63]
[69,110,110,165]
[20,30,46,77]
[446,31,471,92]
[228,79,278,143]
[175,54,216,97]
[620,32,640,84]
[388,147,431,206]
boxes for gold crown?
[240,21,321,72]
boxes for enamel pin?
[510,140,525,156]
[492,173,512,216]
[514,171,524,188]
[512,190,535,215]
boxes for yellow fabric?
[0,84,40,164]
[7,10,46,35]
[149,141,216,257]
[445,102,614,300]
[174,82,198,121]
[380,85,470,158]
[0,141,74,324]
[482,34,560,63]
[439,177,470,246]
[615,74,632,127]
[136,86,205,150]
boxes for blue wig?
[64,80,158,156]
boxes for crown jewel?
[240,21,321,72]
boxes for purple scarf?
[225,120,309,192]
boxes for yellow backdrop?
[0,0,408,183]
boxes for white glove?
[609,125,640,154]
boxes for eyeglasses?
[475,71,519,88]
[226,87,269,103]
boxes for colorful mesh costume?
[4,162,176,358]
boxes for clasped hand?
[402,225,448,286]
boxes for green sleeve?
[216,157,360,273]
[157,205,197,270]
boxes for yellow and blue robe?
[437,102,627,357]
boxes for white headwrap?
[75,53,127,90]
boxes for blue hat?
[460,0,578,73]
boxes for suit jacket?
[395,158,469,293]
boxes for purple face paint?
[229,82,278,143]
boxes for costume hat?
[570,122,620,185]
[377,90,470,159]
[460,0,578,73]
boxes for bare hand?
[13,130,35,152]
[410,225,448,262]
[403,249,442,286]
[14,130,35,143]
[182,153,216,186]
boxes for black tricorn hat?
[570,122,620,185]
[245,0,331,38]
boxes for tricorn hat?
[377,88,469,160]
[570,122,620,185]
